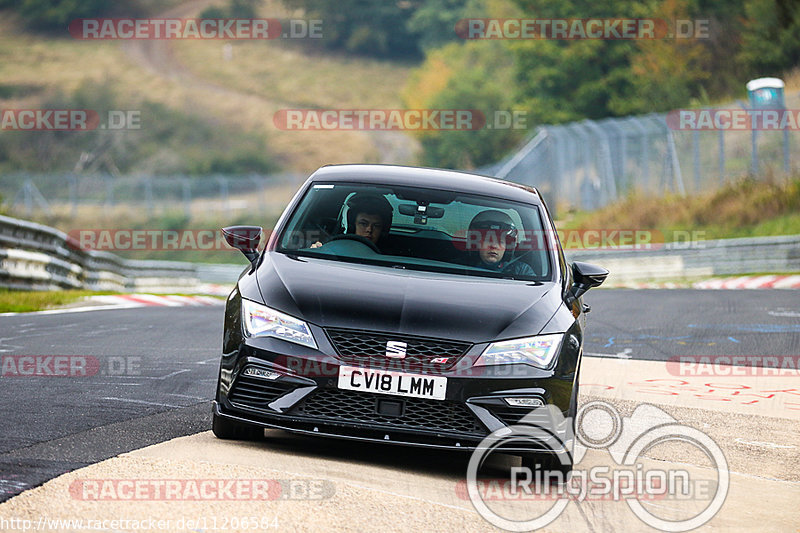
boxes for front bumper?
[215,336,576,454]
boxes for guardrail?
[564,234,800,283]
[3,214,798,290]
[0,214,197,291]
[197,235,800,285]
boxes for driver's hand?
[310,241,323,248]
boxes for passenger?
[467,210,536,277]
[311,193,393,249]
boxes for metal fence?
[0,172,304,219]
[482,109,798,216]
[2,112,797,221]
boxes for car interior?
[280,184,550,279]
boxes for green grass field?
[559,175,800,247]
[0,3,418,173]
[0,289,119,313]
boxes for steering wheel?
[327,234,381,253]
[500,250,535,275]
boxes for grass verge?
[0,289,119,313]
[559,175,800,245]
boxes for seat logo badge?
[385,341,407,359]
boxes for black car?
[213,164,607,468]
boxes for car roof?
[308,164,542,205]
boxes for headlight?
[242,299,317,349]
[476,333,564,369]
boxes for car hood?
[256,253,561,343]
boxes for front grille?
[326,328,471,371]
[290,389,486,436]
[229,375,294,410]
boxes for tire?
[212,411,264,440]
[568,369,580,433]
[520,453,573,484]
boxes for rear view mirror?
[570,261,609,300]
[398,204,445,218]
[222,225,262,263]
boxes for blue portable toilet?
[746,77,785,108]
[745,77,789,172]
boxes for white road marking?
[164,393,207,400]
[734,438,796,449]
[100,397,180,408]
[584,349,632,360]
[101,369,191,380]
[84,382,142,386]
[768,310,800,317]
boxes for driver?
[311,193,393,250]
[468,210,536,277]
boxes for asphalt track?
[0,289,798,531]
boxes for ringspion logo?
[465,402,729,531]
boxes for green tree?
[283,0,421,57]
[613,0,712,114]
[200,0,262,20]
[13,0,115,30]
[738,0,800,76]
[510,0,650,121]
[407,0,470,52]
[406,41,523,168]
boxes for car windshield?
[276,182,552,281]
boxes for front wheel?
[520,453,573,484]
[212,411,264,440]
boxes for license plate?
[337,366,447,401]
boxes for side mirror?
[570,261,609,300]
[222,225,262,263]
